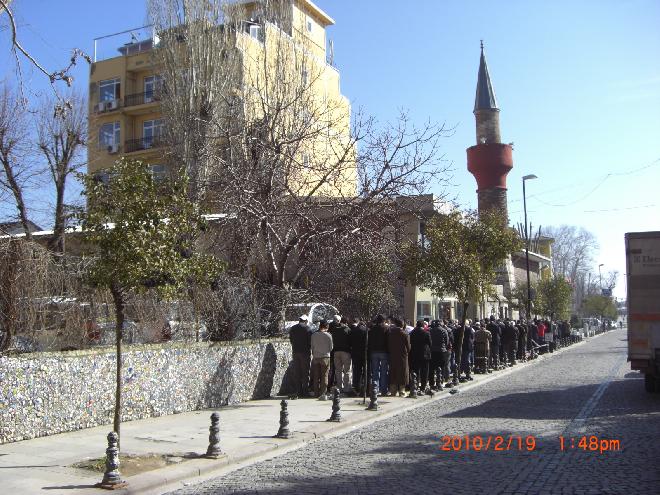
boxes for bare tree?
[35,92,87,253]
[0,84,35,238]
[1,0,90,95]
[542,225,599,284]
[149,0,453,319]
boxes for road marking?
[564,352,627,436]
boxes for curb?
[119,334,602,494]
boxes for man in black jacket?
[349,318,367,395]
[289,315,312,398]
[487,316,501,370]
[330,316,352,394]
[429,320,449,390]
[410,320,433,394]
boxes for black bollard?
[409,372,418,398]
[95,432,127,490]
[205,412,223,458]
[327,387,342,422]
[275,399,291,439]
[366,381,379,411]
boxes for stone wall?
[0,339,293,444]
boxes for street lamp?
[522,174,538,321]
[598,263,604,292]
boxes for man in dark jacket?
[349,319,367,395]
[429,320,449,390]
[288,315,312,398]
[502,320,518,366]
[517,320,528,361]
[368,314,389,395]
[460,321,475,382]
[330,316,352,394]
[410,320,433,394]
[487,316,501,370]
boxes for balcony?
[124,91,161,108]
[125,136,163,153]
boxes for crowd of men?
[288,314,577,400]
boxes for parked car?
[284,303,339,332]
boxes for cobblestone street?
[167,329,660,495]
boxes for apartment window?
[302,153,310,168]
[307,18,313,32]
[301,69,308,87]
[144,75,163,102]
[99,78,120,102]
[98,122,120,149]
[143,119,164,147]
[93,171,110,185]
[417,301,432,320]
[149,164,166,182]
[249,24,262,41]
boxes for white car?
[284,303,339,332]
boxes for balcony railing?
[124,91,162,108]
[125,136,163,153]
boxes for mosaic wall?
[0,340,293,444]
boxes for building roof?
[474,42,499,112]
[0,220,44,235]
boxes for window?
[417,301,432,320]
[93,172,110,185]
[99,78,120,102]
[302,153,310,168]
[98,122,120,149]
[307,18,313,32]
[249,24,262,41]
[143,119,164,147]
[149,164,166,182]
[301,69,308,87]
[144,75,163,102]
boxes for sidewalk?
[0,338,592,495]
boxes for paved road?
[168,329,660,495]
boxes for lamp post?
[598,263,605,332]
[522,174,537,321]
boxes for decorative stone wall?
[0,339,293,444]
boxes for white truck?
[625,231,660,393]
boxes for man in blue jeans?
[368,314,389,394]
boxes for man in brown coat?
[387,317,410,396]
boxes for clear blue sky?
[2,0,659,298]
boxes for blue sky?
[2,0,659,298]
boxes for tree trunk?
[110,284,125,450]
[0,158,32,241]
[453,301,469,382]
[48,178,66,253]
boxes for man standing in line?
[311,320,333,400]
[330,316,352,395]
[349,318,367,396]
[487,316,501,370]
[288,315,312,399]
[410,320,433,393]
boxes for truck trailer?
[625,231,660,393]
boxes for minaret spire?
[474,42,499,113]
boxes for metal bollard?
[275,399,291,439]
[366,381,379,411]
[327,387,342,422]
[205,412,223,458]
[409,372,418,398]
[95,432,127,490]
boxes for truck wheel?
[644,373,656,393]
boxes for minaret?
[467,42,513,220]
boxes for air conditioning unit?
[107,99,119,111]
[107,144,120,154]
[96,101,107,112]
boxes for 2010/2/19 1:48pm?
[559,436,622,453]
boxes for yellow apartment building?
[88,0,355,197]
